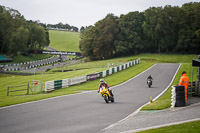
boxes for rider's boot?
[110,90,114,96]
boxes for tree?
[45,29,50,46]
[80,26,85,32]
[28,22,48,50]
[143,7,163,53]
[0,6,13,54]
[159,5,181,53]
[79,26,95,59]
[79,2,200,58]
[9,26,29,56]
[115,11,145,56]
[47,22,79,32]
[178,2,200,53]
[71,26,78,32]
[92,14,119,60]
[196,29,200,38]
[0,6,30,56]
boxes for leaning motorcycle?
[147,79,152,88]
[99,87,114,103]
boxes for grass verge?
[138,120,200,133]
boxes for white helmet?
[100,79,104,83]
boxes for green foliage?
[79,2,200,59]
[79,24,94,59]
[116,11,145,55]
[93,14,119,60]
[177,2,200,53]
[79,26,95,57]
[79,14,119,60]
[10,26,29,56]
[0,5,50,57]
[28,22,49,50]
[143,6,181,53]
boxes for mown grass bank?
[138,120,200,133]
[49,30,80,52]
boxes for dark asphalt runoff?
[0,63,180,133]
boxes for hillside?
[49,30,80,52]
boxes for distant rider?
[98,79,114,96]
[147,74,153,82]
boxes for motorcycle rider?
[98,79,114,96]
[147,74,153,83]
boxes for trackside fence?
[45,59,140,92]
[7,83,30,96]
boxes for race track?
[0,63,180,133]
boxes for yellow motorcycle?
[100,87,114,103]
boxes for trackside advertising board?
[29,50,82,56]
[87,73,99,81]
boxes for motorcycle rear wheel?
[111,96,114,102]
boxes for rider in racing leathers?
[98,79,114,96]
[147,74,153,81]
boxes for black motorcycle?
[147,79,152,88]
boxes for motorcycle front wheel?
[148,84,151,88]
[104,95,109,103]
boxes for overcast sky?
[0,0,200,28]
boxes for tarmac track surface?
[0,63,180,133]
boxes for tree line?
[0,5,51,57]
[47,23,78,32]
[79,2,200,60]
